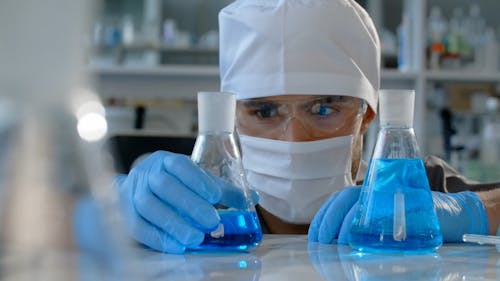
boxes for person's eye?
[254,105,279,118]
[310,103,338,116]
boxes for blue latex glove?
[432,191,488,242]
[74,196,111,258]
[74,196,123,271]
[308,187,489,244]
[116,151,258,254]
[308,186,361,244]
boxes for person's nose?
[278,117,315,142]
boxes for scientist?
[116,0,499,253]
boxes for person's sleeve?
[424,155,500,193]
[255,205,270,234]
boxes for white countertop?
[3,234,499,280]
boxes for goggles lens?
[237,95,367,139]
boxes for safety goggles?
[236,95,367,139]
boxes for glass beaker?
[0,0,134,278]
[190,92,262,250]
[349,89,442,253]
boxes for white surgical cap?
[219,0,380,113]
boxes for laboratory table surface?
[3,234,499,280]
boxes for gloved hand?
[74,196,108,255]
[116,150,257,254]
[432,191,488,242]
[308,186,361,245]
[308,187,489,245]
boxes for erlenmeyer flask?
[0,0,133,278]
[190,92,262,250]
[349,89,442,253]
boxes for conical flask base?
[349,158,443,254]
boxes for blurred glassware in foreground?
[0,0,134,279]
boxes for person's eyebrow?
[321,96,347,102]
[239,100,278,107]
[304,96,346,106]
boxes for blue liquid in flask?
[349,158,442,254]
[199,210,262,250]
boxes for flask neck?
[371,126,422,159]
[381,124,413,130]
[198,130,234,136]
[191,131,241,169]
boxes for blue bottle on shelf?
[190,92,262,251]
[349,89,443,254]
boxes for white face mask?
[240,134,355,224]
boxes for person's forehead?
[237,94,356,103]
[259,94,316,102]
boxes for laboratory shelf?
[97,44,218,53]
[381,69,419,80]
[90,0,500,158]
[93,65,422,81]
[424,71,500,83]
[91,65,219,77]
